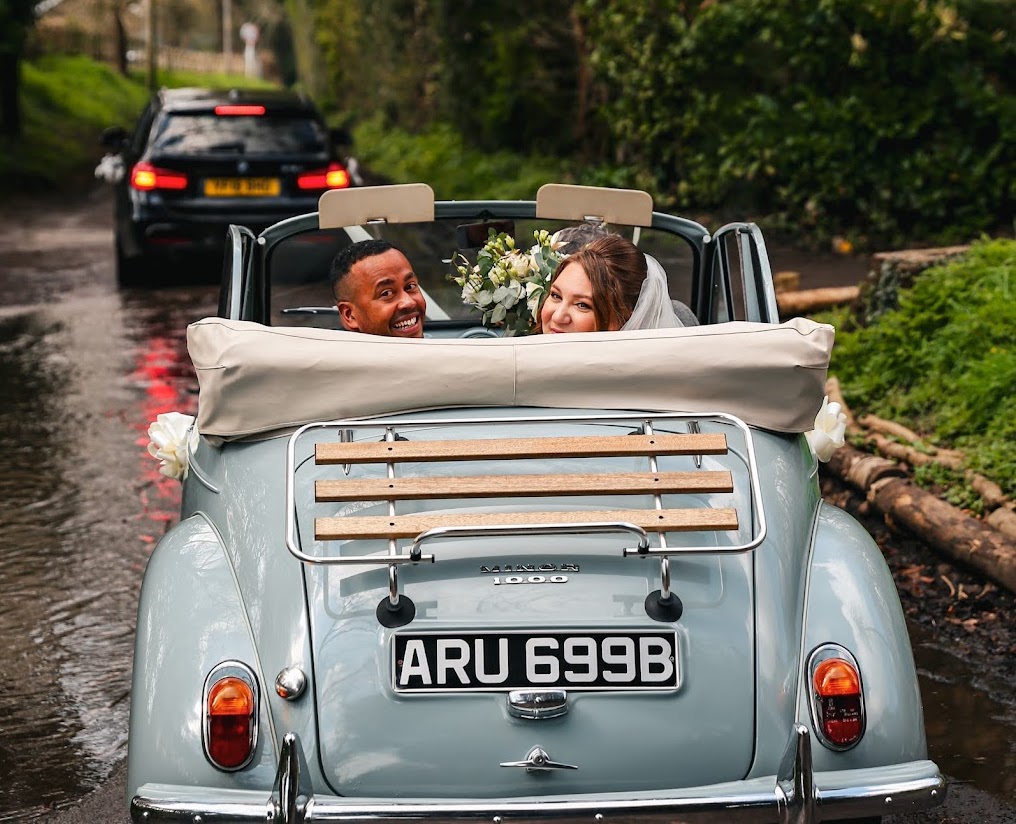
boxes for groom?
[330,239,427,338]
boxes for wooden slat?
[316,508,738,541]
[316,471,733,502]
[315,433,727,465]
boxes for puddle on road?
[0,284,215,820]
[910,620,1016,800]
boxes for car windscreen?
[265,218,697,331]
[149,113,328,155]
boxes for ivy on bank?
[825,238,1016,497]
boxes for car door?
[704,223,779,324]
[218,224,257,319]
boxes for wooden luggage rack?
[285,412,767,626]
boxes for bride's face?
[541,263,616,333]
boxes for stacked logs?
[823,377,1016,594]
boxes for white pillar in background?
[240,21,259,78]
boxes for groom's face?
[336,249,427,337]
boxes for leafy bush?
[830,238,1016,495]
[580,0,1015,248]
[352,116,574,200]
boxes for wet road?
[0,188,213,820]
[0,188,1013,822]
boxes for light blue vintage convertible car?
[128,184,945,822]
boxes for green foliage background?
[309,0,1014,249]
[824,238,1016,496]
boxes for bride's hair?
[550,234,647,331]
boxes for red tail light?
[214,104,265,116]
[130,162,188,192]
[297,162,350,191]
[809,646,865,749]
[203,665,258,770]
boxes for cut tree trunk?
[868,477,1016,594]
[777,286,860,316]
[825,443,1016,594]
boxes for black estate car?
[99,87,353,287]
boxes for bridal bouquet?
[451,229,565,336]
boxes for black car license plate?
[392,630,679,692]
[204,177,281,197]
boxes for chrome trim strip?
[131,727,946,823]
[384,427,401,608]
[641,420,672,599]
[410,520,650,557]
[187,457,220,493]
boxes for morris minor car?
[128,184,945,823]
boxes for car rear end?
[129,409,944,822]
[124,93,350,262]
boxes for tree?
[0,0,35,137]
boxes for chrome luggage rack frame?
[285,411,767,624]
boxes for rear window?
[149,113,328,155]
[265,219,698,330]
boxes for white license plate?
[392,630,679,692]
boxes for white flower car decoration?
[146,412,196,480]
[806,395,848,462]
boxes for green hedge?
[580,0,1015,248]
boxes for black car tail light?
[297,162,351,191]
[214,104,266,116]
[130,162,189,192]
[808,644,865,750]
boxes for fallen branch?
[861,432,1010,511]
[777,286,860,316]
[824,443,1016,594]
[987,507,1016,542]
[857,413,923,445]
[864,432,966,472]
[825,374,1013,515]
[867,475,1016,595]
[858,413,965,462]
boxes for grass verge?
[0,54,276,192]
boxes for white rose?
[510,252,531,277]
[805,395,847,462]
[147,412,196,480]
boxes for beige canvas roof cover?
[187,317,834,438]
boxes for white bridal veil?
[621,254,686,331]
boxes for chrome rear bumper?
[131,725,946,823]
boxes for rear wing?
[285,411,767,627]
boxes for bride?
[539,233,694,333]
